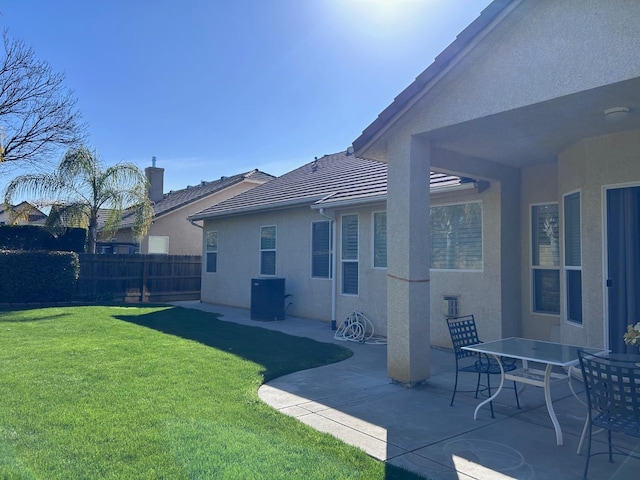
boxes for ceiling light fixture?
[603,106,631,123]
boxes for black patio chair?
[446,315,520,418]
[577,350,640,479]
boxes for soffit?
[423,77,640,168]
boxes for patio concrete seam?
[304,387,400,409]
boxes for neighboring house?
[0,201,47,225]
[102,163,274,255]
[189,150,477,337]
[349,0,640,384]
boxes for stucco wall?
[429,184,504,348]
[332,204,388,336]
[201,203,391,331]
[201,207,334,321]
[200,179,511,347]
[558,128,640,349]
[395,0,640,141]
[520,162,560,340]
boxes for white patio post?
[386,135,431,386]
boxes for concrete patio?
[173,301,639,480]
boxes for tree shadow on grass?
[0,306,71,323]
[115,305,353,382]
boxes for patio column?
[386,135,431,386]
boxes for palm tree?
[3,146,154,253]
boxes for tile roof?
[190,151,471,220]
[119,169,274,228]
[352,0,515,154]
[0,201,48,225]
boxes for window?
[312,221,332,278]
[260,225,276,276]
[148,236,169,254]
[205,230,218,273]
[531,204,560,314]
[373,212,387,268]
[430,202,482,270]
[564,192,582,324]
[341,214,358,295]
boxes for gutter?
[310,181,481,210]
[188,218,203,229]
[189,196,323,222]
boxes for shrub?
[0,250,80,303]
[0,225,86,252]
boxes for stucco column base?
[387,276,430,385]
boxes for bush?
[51,227,86,253]
[0,250,80,303]
[0,225,86,252]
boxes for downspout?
[319,208,337,329]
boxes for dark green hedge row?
[0,225,86,253]
[0,250,80,303]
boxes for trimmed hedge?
[0,250,80,303]
[0,225,87,253]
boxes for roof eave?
[353,0,519,158]
[311,182,481,210]
[189,196,324,221]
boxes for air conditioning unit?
[250,278,285,321]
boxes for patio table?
[462,337,605,446]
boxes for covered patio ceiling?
[421,76,640,169]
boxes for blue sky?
[0,0,491,194]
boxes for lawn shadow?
[0,306,71,323]
[115,305,352,381]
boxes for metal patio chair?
[577,350,640,479]
[446,315,520,418]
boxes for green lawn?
[0,305,424,479]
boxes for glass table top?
[462,337,606,366]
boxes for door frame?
[602,181,640,351]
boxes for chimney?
[145,156,164,203]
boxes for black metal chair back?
[578,350,640,479]
[447,315,482,360]
[446,315,519,417]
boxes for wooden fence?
[75,254,201,303]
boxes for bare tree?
[0,30,85,168]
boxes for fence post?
[141,256,148,302]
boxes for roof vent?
[311,157,318,172]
